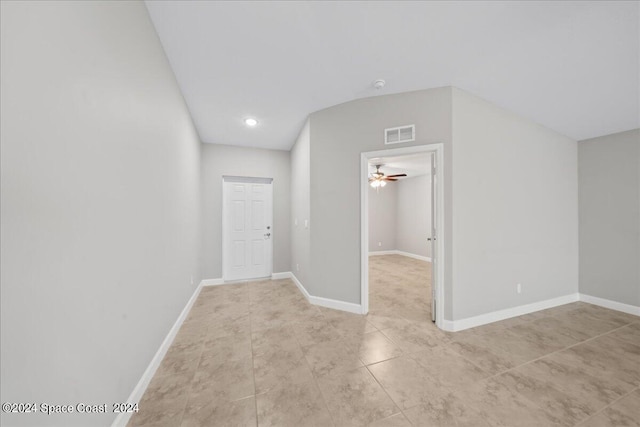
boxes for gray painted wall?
[201,144,291,279]
[368,184,398,252]
[397,175,432,258]
[0,2,202,426]
[309,87,453,308]
[291,120,311,286]
[578,129,640,306]
[451,88,579,320]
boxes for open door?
[430,153,437,322]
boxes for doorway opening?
[222,176,273,282]
[361,144,445,329]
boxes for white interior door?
[223,177,273,281]
[430,153,437,322]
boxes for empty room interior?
[1,1,639,427]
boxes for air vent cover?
[384,125,415,144]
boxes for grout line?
[248,285,258,427]
[296,308,339,427]
[445,307,639,385]
[574,386,639,426]
[441,311,639,423]
[364,363,407,425]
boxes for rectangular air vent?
[384,124,415,145]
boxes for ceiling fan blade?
[385,174,407,178]
[383,178,398,181]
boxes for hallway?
[130,256,640,427]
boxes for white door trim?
[360,143,446,329]
[222,176,273,282]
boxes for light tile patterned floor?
[129,255,640,427]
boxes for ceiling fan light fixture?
[370,179,386,188]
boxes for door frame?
[360,144,445,329]
[222,175,274,282]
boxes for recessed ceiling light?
[244,118,258,127]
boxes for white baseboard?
[442,293,580,332]
[112,281,203,427]
[395,250,432,262]
[271,272,293,280]
[290,273,311,300]
[369,249,432,262]
[290,273,364,315]
[369,250,398,256]
[201,278,224,286]
[579,294,640,316]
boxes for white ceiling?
[146,1,639,151]
[369,153,431,179]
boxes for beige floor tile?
[129,373,192,427]
[588,334,640,367]
[201,334,252,363]
[250,308,293,331]
[253,342,314,394]
[367,412,411,427]
[316,366,399,426]
[251,325,299,355]
[521,315,593,343]
[580,389,640,427]
[474,327,559,366]
[554,340,640,388]
[456,377,566,427]
[349,330,404,365]
[607,322,640,346]
[366,312,411,331]
[380,322,450,354]
[256,378,333,427]
[303,337,363,378]
[181,396,256,427]
[409,345,489,389]
[446,337,515,376]
[402,392,491,427]
[517,355,628,411]
[507,320,582,350]
[550,310,623,339]
[153,349,201,380]
[204,314,251,340]
[189,356,255,404]
[292,318,343,348]
[138,255,638,427]
[576,304,639,327]
[165,333,205,359]
[494,369,594,425]
[325,315,378,340]
[367,355,446,410]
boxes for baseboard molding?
[271,272,293,280]
[369,249,432,262]
[112,282,203,427]
[201,278,224,286]
[442,293,580,332]
[290,273,311,300]
[579,294,640,316]
[290,273,364,315]
[369,250,397,256]
[395,250,432,262]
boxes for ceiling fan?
[369,164,407,188]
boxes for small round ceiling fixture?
[373,79,386,90]
[244,117,259,127]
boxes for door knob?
[264,233,271,238]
